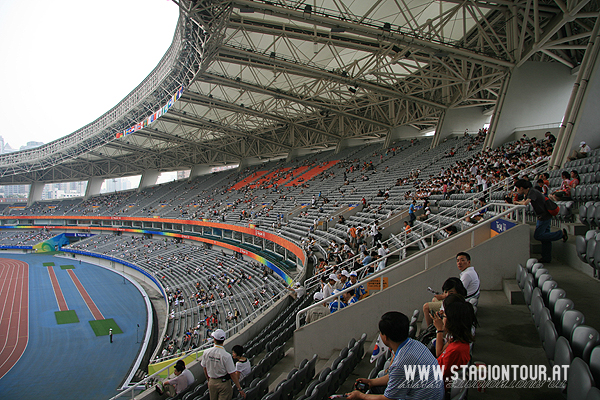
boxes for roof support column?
[429,111,446,149]
[27,182,44,206]
[383,129,393,149]
[190,165,213,179]
[238,158,249,172]
[484,73,511,150]
[84,177,104,200]
[550,15,600,168]
[335,138,350,154]
[138,170,160,191]
[286,148,301,163]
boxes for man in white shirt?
[287,282,306,299]
[157,360,195,397]
[306,292,329,323]
[568,141,591,161]
[456,252,480,306]
[201,329,246,400]
[377,244,389,271]
[322,274,337,303]
[335,270,350,290]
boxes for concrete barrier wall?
[293,223,530,364]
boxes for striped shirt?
[384,339,444,400]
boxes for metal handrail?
[304,200,505,294]
[303,159,547,289]
[296,202,526,329]
[109,286,288,399]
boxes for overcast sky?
[0,0,179,150]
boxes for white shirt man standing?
[201,329,246,400]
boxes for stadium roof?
[0,0,597,185]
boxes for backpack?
[416,324,438,355]
[544,197,560,216]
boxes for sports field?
[0,254,149,400]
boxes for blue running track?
[0,254,149,400]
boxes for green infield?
[89,319,123,336]
[55,310,80,324]
[60,265,75,269]
[42,262,55,266]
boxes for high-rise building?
[20,141,44,151]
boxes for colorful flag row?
[115,86,185,139]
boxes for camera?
[355,382,368,392]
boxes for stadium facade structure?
[0,0,598,193]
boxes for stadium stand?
[64,234,287,357]
[3,133,600,400]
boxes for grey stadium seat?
[571,325,600,363]
[567,358,595,400]
[526,258,538,271]
[586,387,600,400]
[589,347,600,394]
[554,336,573,372]
[553,298,575,327]
[561,310,585,340]
[541,280,557,304]
[542,319,558,362]
[548,288,567,311]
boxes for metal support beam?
[550,13,600,168]
[28,182,45,206]
[485,73,511,149]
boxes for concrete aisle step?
[469,291,562,400]
[539,260,600,334]
[267,341,295,391]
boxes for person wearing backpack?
[514,179,567,263]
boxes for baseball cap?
[341,270,350,278]
[314,292,324,301]
[349,271,358,277]
[581,141,586,146]
[294,282,301,287]
[212,329,226,341]
[329,273,339,282]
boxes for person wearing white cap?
[336,270,351,290]
[322,273,338,303]
[306,292,328,323]
[567,141,591,161]
[349,271,367,302]
[201,329,246,400]
[286,282,306,299]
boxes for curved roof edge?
[0,10,216,177]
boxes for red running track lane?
[47,266,68,311]
[0,258,29,380]
[67,269,104,320]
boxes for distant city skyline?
[0,136,44,153]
